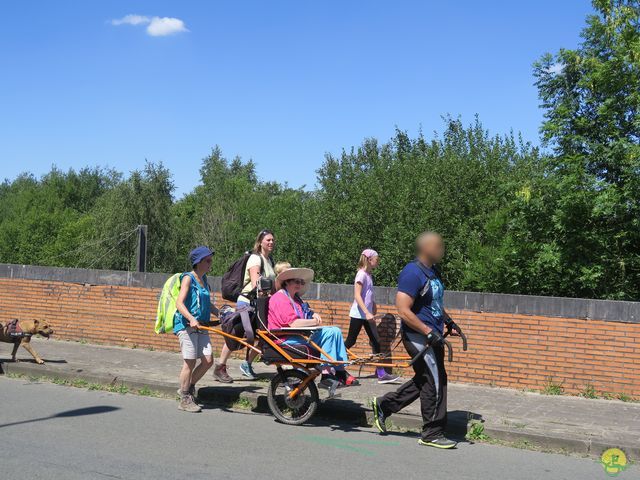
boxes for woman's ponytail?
[356,254,368,272]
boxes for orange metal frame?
[198,325,414,401]
[199,325,412,369]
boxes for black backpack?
[220,252,272,302]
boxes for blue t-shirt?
[397,261,445,333]
[173,272,211,334]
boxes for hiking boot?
[213,364,234,383]
[178,394,202,413]
[378,373,401,384]
[240,361,257,380]
[177,385,201,405]
[177,385,197,397]
[418,436,457,449]
[371,397,387,433]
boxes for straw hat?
[275,267,314,295]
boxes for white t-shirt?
[238,253,275,303]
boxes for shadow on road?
[0,405,120,429]
[0,357,68,365]
[307,404,478,445]
[198,384,262,401]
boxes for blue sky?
[0,1,594,197]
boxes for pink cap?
[361,249,379,258]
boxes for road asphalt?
[3,378,637,480]
[2,338,639,459]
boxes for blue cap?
[189,246,214,266]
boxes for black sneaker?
[371,397,387,433]
[418,437,457,449]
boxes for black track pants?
[378,330,447,441]
[344,317,381,353]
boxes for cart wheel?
[267,369,319,425]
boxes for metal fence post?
[136,225,147,272]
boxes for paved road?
[0,378,634,480]
[7,338,639,456]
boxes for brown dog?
[0,319,53,364]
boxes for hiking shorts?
[177,328,212,360]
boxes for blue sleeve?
[397,265,422,298]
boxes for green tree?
[86,162,176,272]
[182,147,264,274]
[2,0,638,304]
[533,0,640,299]
[172,147,309,275]
[0,167,116,267]
[313,119,544,290]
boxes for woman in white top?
[213,229,275,383]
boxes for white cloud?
[110,14,189,37]
[111,14,150,26]
[146,17,189,36]
[546,62,564,75]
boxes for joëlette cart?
[198,290,467,426]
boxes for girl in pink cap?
[344,249,400,384]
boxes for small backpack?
[219,304,255,351]
[155,273,183,334]
[220,252,272,302]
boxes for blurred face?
[420,234,445,263]
[369,255,380,268]
[261,233,275,254]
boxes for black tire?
[267,369,319,425]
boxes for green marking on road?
[299,434,399,456]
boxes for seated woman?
[268,266,359,389]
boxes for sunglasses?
[292,279,306,286]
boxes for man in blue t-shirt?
[371,232,457,449]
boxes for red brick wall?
[1,278,638,397]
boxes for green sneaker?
[418,437,457,449]
[371,397,387,433]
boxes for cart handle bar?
[409,339,453,366]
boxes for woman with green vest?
[175,246,219,413]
